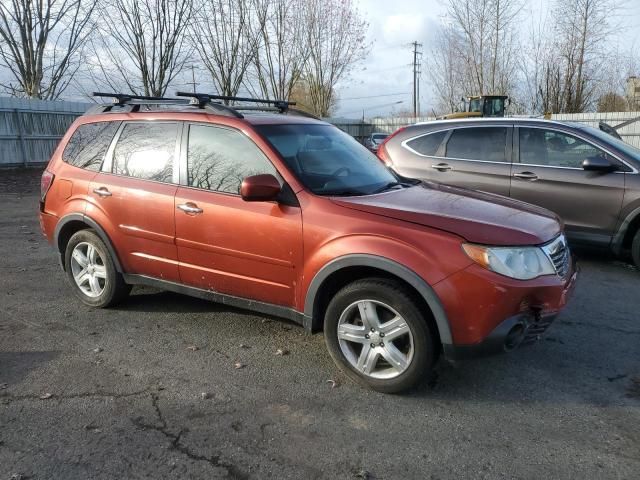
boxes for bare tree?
[0,0,95,99]
[428,0,523,112]
[245,0,308,101]
[531,0,621,113]
[428,23,465,114]
[190,0,259,100]
[92,0,193,96]
[302,0,368,117]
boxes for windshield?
[372,134,388,142]
[579,124,640,164]
[256,124,400,196]
[469,98,482,112]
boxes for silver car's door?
[393,125,513,197]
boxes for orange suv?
[39,93,577,392]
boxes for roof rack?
[86,91,320,120]
[176,91,295,113]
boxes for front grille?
[542,234,570,278]
[521,314,555,345]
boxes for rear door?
[398,126,513,196]
[510,126,627,245]
[174,123,303,307]
[86,121,181,281]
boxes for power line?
[339,92,408,101]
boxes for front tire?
[64,229,131,308]
[323,278,438,393]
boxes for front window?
[256,124,401,196]
[519,127,609,168]
[580,125,640,167]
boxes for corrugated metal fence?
[551,111,640,148]
[0,97,88,167]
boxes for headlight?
[462,243,556,280]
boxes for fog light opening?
[504,323,526,351]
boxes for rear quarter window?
[404,130,447,156]
[62,121,120,171]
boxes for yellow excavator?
[440,95,509,119]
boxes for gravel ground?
[1,168,639,479]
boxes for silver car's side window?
[519,128,609,169]
[444,127,509,163]
[404,130,447,157]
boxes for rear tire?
[64,229,131,308]
[632,229,640,270]
[323,278,438,393]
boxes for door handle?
[513,172,539,181]
[177,203,203,214]
[93,187,112,197]
[431,163,452,172]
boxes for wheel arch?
[54,214,123,272]
[304,254,452,345]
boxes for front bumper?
[438,257,578,361]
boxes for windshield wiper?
[371,181,408,194]
[322,188,366,197]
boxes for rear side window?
[113,123,178,182]
[62,122,119,171]
[187,124,277,194]
[405,130,447,156]
[445,127,508,162]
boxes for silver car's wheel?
[70,241,107,298]
[337,299,414,380]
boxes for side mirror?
[240,174,281,202]
[582,155,616,172]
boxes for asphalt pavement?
[1,168,639,479]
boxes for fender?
[53,213,123,272]
[612,205,640,255]
[304,254,453,345]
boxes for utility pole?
[412,41,422,118]
[187,65,199,93]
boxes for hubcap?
[70,242,107,298]
[337,300,414,379]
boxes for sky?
[332,0,640,119]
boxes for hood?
[331,182,562,246]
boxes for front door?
[86,121,181,281]
[174,123,303,307]
[510,126,626,245]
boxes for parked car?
[39,94,576,393]
[378,118,640,268]
[363,132,389,152]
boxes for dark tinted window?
[520,128,607,168]
[62,122,119,171]
[113,123,178,182]
[187,124,277,194]
[446,127,508,162]
[405,131,447,156]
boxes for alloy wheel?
[337,299,414,379]
[70,242,107,298]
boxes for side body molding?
[53,213,123,272]
[304,254,453,345]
